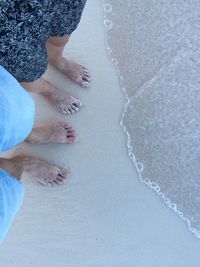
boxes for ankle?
[40,80,55,97]
[0,158,22,181]
[49,55,63,67]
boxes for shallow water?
[103,0,200,238]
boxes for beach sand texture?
[103,0,200,237]
[1,1,200,266]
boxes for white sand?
[0,1,200,266]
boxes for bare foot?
[22,77,83,115]
[42,80,83,114]
[0,156,69,186]
[53,57,91,88]
[26,122,77,144]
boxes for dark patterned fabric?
[0,0,86,82]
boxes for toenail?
[72,105,78,111]
[63,108,71,114]
[82,81,89,88]
[83,70,89,74]
[85,75,90,80]
[75,100,83,107]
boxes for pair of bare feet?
[22,58,90,115]
[0,37,91,187]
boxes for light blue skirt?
[0,66,35,243]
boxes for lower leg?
[21,78,50,95]
[46,36,91,88]
[46,36,70,65]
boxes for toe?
[67,136,76,144]
[84,74,91,80]
[81,81,90,88]
[56,176,66,185]
[72,105,79,112]
[38,180,49,186]
[74,100,83,108]
[48,181,53,186]
[61,122,71,128]
[82,75,91,82]
[56,177,63,183]
[82,68,90,78]
[63,110,71,115]
[67,129,76,136]
[82,69,90,76]
[65,126,75,133]
[62,123,75,133]
[68,107,76,114]
[56,106,70,115]
[75,76,90,88]
[71,105,79,112]
[59,169,70,179]
[67,132,75,139]
[82,65,89,72]
[67,132,76,141]
[51,180,59,186]
[63,107,72,115]
[56,122,71,132]
[83,68,90,75]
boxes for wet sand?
[103,0,200,237]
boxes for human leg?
[0,66,71,185]
[0,155,69,244]
[0,168,24,243]
[46,35,91,88]
[21,78,82,115]
[0,65,34,243]
[0,66,69,243]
